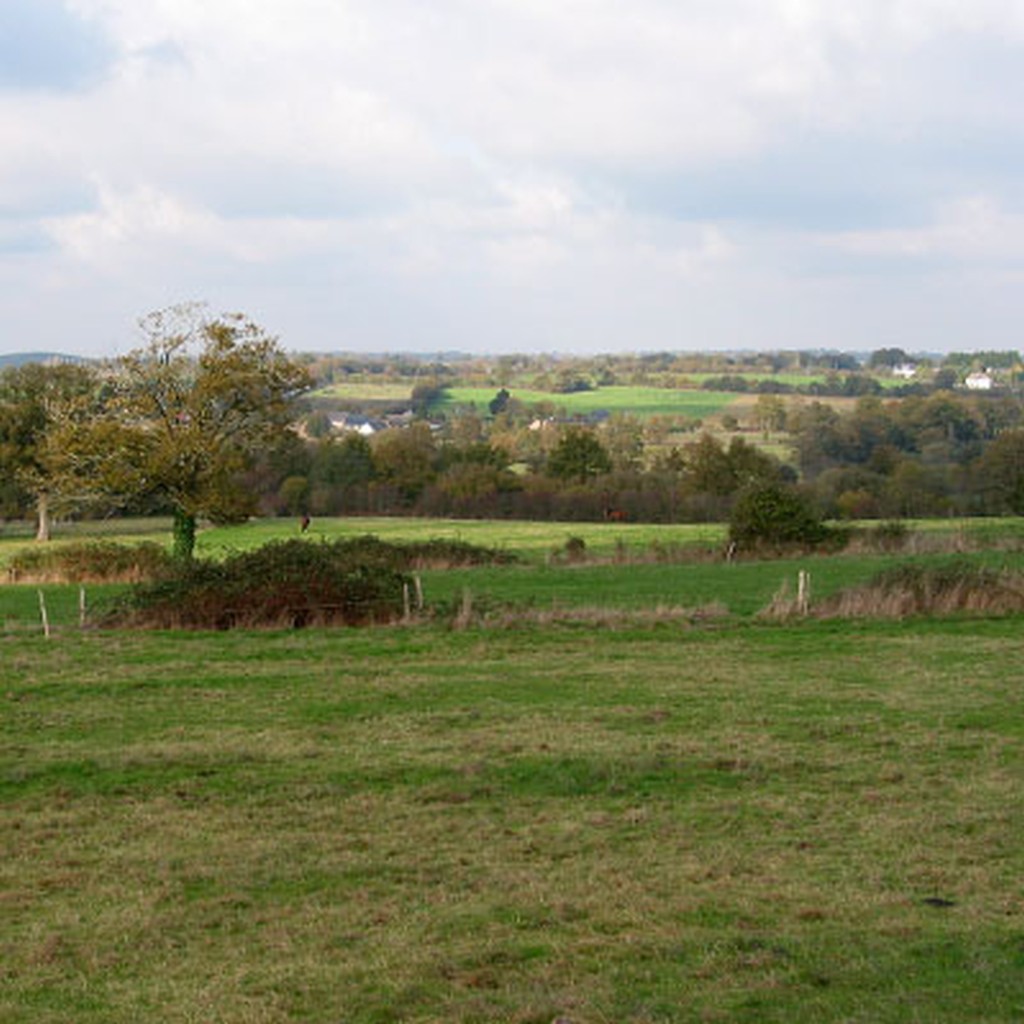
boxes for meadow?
[438,386,739,420]
[310,382,742,420]
[3,518,1024,1021]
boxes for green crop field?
[4,518,1024,1022]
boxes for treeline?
[243,425,795,523]
[239,390,1024,523]
[303,346,1024,394]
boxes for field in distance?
[438,385,739,420]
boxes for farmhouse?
[964,370,994,391]
[329,413,387,435]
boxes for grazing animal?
[604,507,628,522]
[300,514,311,533]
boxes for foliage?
[488,387,511,415]
[0,361,101,538]
[974,429,1024,514]
[102,535,517,630]
[49,304,312,559]
[547,427,612,483]
[107,539,409,629]
[728,483,831,549]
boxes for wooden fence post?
[797,570,810,616]
[38,590,51,639]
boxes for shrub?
[106,539,411,629]
[563,536,588,563]
[728,484,831,550]
[102,536,515,630]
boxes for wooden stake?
[79,586,87,630]
[38,590,51,639]
[797,570,810,615]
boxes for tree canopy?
[54,305,311,559]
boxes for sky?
[2,0,1024,358]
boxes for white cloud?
[824,195,1024,264]
[3,1,1024,354]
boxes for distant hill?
[0,352,90,368]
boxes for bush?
[107,539,410,629]
[103,536,516,630]
[7,541,174,583]
[728,484,830,550]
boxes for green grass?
[0,517,728,570]
[440,385,738,419]
[313,382,414,401]
[2,617,1023,1022]
[684,372,825,387]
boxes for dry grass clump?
[5,540,174,583]
[812,561,1024,620]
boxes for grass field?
[439,386,739,420]
[3,519,1024,1021]
[3,617,1023,1022]
[313,382,414,402]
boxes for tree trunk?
[172,507,197,561]
[35,492,51,543]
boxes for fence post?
[797,570,810,616]
[79,586,87,630]
[38,590,51,639]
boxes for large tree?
[0,361,100,540]
[55,305,312,559]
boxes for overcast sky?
[3,0,1024,357]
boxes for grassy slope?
[2,618,1022,1022]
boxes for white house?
[964,371,994,391]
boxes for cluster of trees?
[243,422,794,524]
[790,393,1024,517]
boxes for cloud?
[3,1,1024,355]
[0,0,115,92]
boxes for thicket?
[104,536,515,630]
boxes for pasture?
[438,386,739,420]
[3,518,1024,1021]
